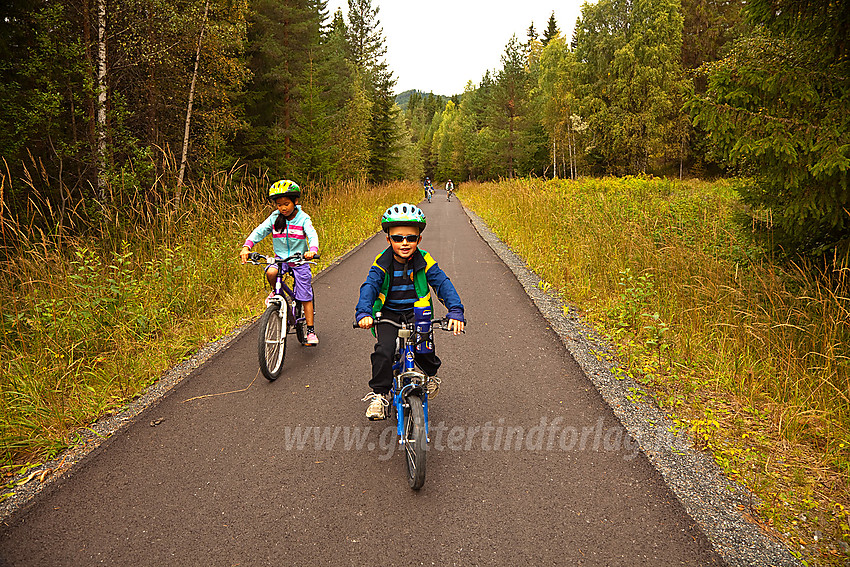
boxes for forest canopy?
[0,0,847,258]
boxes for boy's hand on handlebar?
[358,316,373,329]
[447,318,464,335]
[240,246,250,264]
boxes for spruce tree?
[242,0,323,174]
[345,0,398,182]
[319,8,370,180]
[542,12,559,46]
[489,35,531,178]
[691,0,850,258]
[345,0,385,71]
[367,59,399,182]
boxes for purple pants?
[268,262,313,302]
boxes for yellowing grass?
[0,176,418,467]
[462,177,849,561]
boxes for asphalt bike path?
[0,190,723,566]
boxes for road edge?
[461,202,800,567]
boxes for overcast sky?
[325,1,587,96]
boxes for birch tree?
[96,0,107,201]
[177,0,209,189]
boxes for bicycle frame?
[248,252,316,341]
[391,323,429,440]
[268,262,303,329]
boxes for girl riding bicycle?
[240,180,320,345]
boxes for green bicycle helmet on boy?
[381,203,426,232]
[268,179,301,201]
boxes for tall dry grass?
[462,177,849,557]
[0,167,417,467]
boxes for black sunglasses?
[389,234,419,243]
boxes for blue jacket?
[356,248,464,322]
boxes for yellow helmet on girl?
[268,179,301,201]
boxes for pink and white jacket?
[243,206,319,259]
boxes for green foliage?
[608,268,657,330]
[292,54,334,181]
[745,0,850,63]
[0,1,90,193]
[366,62,399,182]
[690,26,850,258]
[0,0,251,227]
[240,0,324,174]
[680,0,747,74]
[573,0,689,174]
[489,35,533,178]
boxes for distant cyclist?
[423,177,433,202]
[445,179,454,201]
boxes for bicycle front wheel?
[403,394,427,490]
[258,302,287,380]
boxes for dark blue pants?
[369,309,440,394]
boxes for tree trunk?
[177,0,209,191]
[553,133,556,179]
[568,126,576,180]
[96,0,107,202]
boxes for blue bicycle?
[356,313,460,489]
[246,251,317,381]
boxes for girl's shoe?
[264,292,275,307]
[305,331,319,346]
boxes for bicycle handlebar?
[246,251,319,266]
[352,315,466,332]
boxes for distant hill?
[395,89,450,111]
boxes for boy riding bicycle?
[240,179,320,345]
[355,203,465,420]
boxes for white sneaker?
[362,392,389,420]
[426,376,441,398]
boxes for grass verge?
[461,177,849,567]
[0,175,417,476]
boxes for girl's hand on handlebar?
[240,246,250,264]
[358,316,374,329]
[447,318,464,335]
[304,250,317,260]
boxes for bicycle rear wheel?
[403,394,427,490]
[258,302,287,380]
